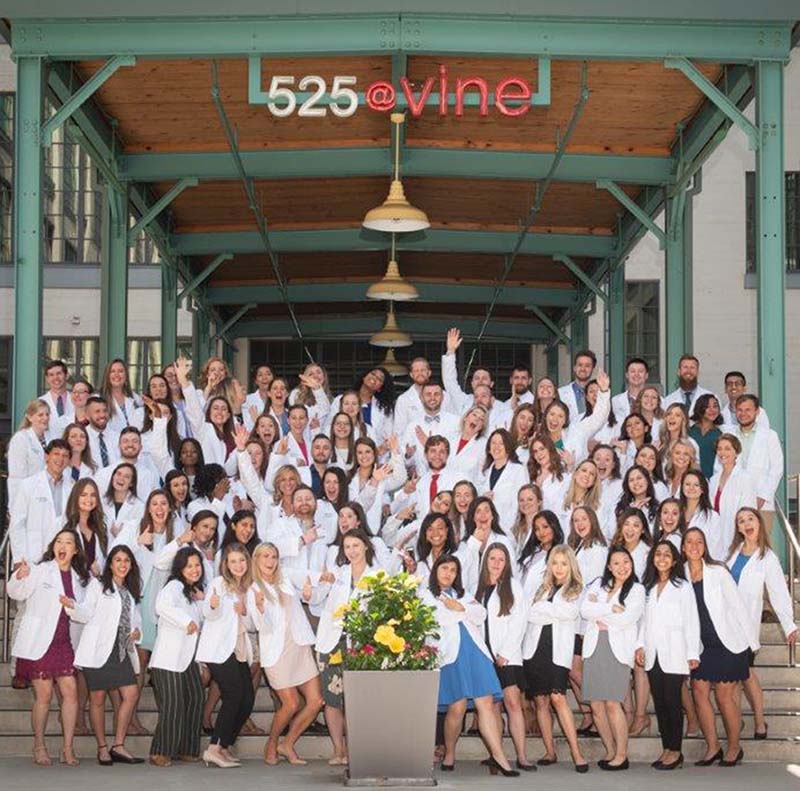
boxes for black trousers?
[647,659,685,752]
[207,653,255,748]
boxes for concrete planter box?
[343,669,440,786]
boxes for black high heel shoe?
[574,762,589,774]
[694,748,723,767]
[599,758,629,771]
[488,756,520,777]
[754,725,768,740]
[719,749,743,767]
[440,763,455,771]
[515,760,537,772]
[655,754,683,771]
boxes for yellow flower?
[374,624,397,646]
[403,612,413,621]
[328,650,343,665]
[386,618,399,626]
[332,602,350,620]
[356,576,372,591]
[404,575,421,589]
[388,635,406,654]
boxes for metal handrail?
[1,530,10,662]
[774,475,799,667]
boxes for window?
[745,171,800,272]
[248,339,530,399]
[0,336,10,440]
[0,93,12,264]
[127,338,192,392]
[625,281,660,384]
[43,337,100,389]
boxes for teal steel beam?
[100,184,129,367]
[525,306,571,346]
[665,58,760,151]
[570,311,589,358]
[607,262,625,394]
[552,253,606,301]
[121,147,676,185]
[546,344,560,382]
[10,16,791,62]
[597,179,666,248]
[161,261,178,365]
[41,55,135,145]
[205,281,576,308]
[755,60,786,527]
[231,315,551,341]
[664,189,688,387]
[179,253,234,303]
[213,303,258,340]
[192,308,210,366]
[173,228,616,258]
[127,177,198,244]
[12,57,44,424]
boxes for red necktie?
[429,473,440,503]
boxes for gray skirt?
[83,651,137,692]
[583,632,631,702]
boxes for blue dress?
[438,623,502,710]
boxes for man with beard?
[662,354,716,413]
[504,363,534,411]
[393,357,432,438]
[558,349,597,423]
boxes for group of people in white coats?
[3,331,795,773]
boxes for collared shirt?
[571,381,586,414]
[47,472,66,515]
[739,426,757,465]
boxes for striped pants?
[150,664,204,758]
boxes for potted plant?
[335,570,440,785]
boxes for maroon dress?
[15,570,76,681]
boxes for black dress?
[523,587,570,698]
[690,579,749,683]
[481,585,526,691]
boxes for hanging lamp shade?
[366,235,419,301]
[369,303,413,347]
[363,113,430,233]
[380,348,408,377]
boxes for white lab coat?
[445,434,487,482]
[580,578,645,667]
[8,470,74,563]
[727,547,796,650]
[687,507,726,562]
[686,560,758,655]
[182,383,238,477]
[7,428,46,509]
[477,461,530,535]
[636,578,701,674]
[458,532,518,596]
[401,412,461,474]
[7,560,89,660]
[347,454,407,535]
[481,578,527,666]
[154,538,216,587]
[422,588,491,666]
[248,579,316,669]
[725,425,784,510]
[39,390,75,421]
[709,466,757,558]
[314,563,382,654]
[559,389,611,465]
[288,386,331,429]
[149,579,204,672]
[557,381,583,425]
[72,578,142,672]
[523,586,581,669]
[393,385,425,440]
[196,576,253,664]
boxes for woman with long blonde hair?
[249,543,323,765]
[524,545,587,771]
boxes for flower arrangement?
[333,570,440,671]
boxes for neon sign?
[248,56,551,118]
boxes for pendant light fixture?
[366,233,419,301]
[380,348,408,377]
[363,113,430,233]
[369,302,413,347]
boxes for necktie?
[56,394,65,417]
[684,392,692,409]
[98,431,109,467]
[119,400,128,422]
[574,385,586,414]
[424,415,440,424]
[118,589,132,661]
[429,473,440,503]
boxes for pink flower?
[362,644,376,655]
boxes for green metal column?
[100,183,129,367]
[546,344,559,383]
[665,189,688,390]
[608,262,626,392]
[161,261,178,365]
[755,60,786,517]
[222,340,234,369]
[570,311,588,357]
[12,57,45,424]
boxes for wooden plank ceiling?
[76,55,721,331]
